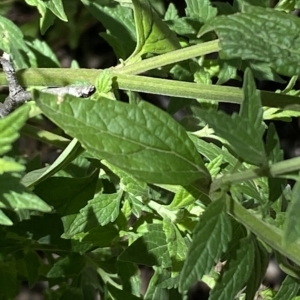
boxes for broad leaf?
[198,5,300,77]
[66,191,123,236]
[130,0,180,60]
[34,91,210,185]
[209,236,255,300]
[0,262,18,298]
[43,0,68,21]
[119,224,172,268]
[179,198,232,292]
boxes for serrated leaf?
[66,191,122,236]
[179,198,232,292]
[273,275,299,300]
[0,158,24,174]
[198,5,300,77]
[94,69,113,94]
[34,91,210,185]
[240,68,264,137]
[130,0,180,59]
[164,3,179,21]
[209,236,255,300]
[0,16,34,69]
[84,1,136,58]
[0,173,52,212]
[245,240,270,300]
[0,105,30,155]
[119,224,172,268]
[47,253,85,278]
[163,218,188,269]
[194,109,266,165]
[185,0,217,21]
[169,187,195,209]
[284,181,300,244]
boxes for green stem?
[1,69,299,107]
[119,40,221,74]
[226,195,300,266]
[211,155,300,192]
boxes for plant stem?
[210,155,300,192]
[1,69,299,107]
[225,195,300,266]
[119,40,221,74]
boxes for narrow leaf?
[34,91,210,185]
[179,198,232,292]
[209,236,255,300]
[198,5,300,77]
[240,68,264,137]
[245,240,270,300]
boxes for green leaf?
[194,109,266,165]
[273,275,299,300]
[34,91,210,185]
[163,218,188,269]
[164,3,179,21]
[0,262,18,298]
[21,138,83,188]
[33,172,98,215]
[108,284,143,300]
[94,69,113,94]
[244,240,270,300]
[84,1,136,59]
[66,191,123,236]
[43,0,68,21]
[185,0,217,21]
[0,209,13,225]
[209,236,255,300]
[24,250,41,287]
[198,5,300,77]
[130,0,180,60]
[284,181,300,244]
[0,105,30,156]
[240,68,264,138]
[0,158,24,174]
[119,224,172,267]
[168,187,195,209]
[266,123,285,203]
[0,173,52,212]
[179,198,232,292]
[47,253,85,278]
[0,16,34,69]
